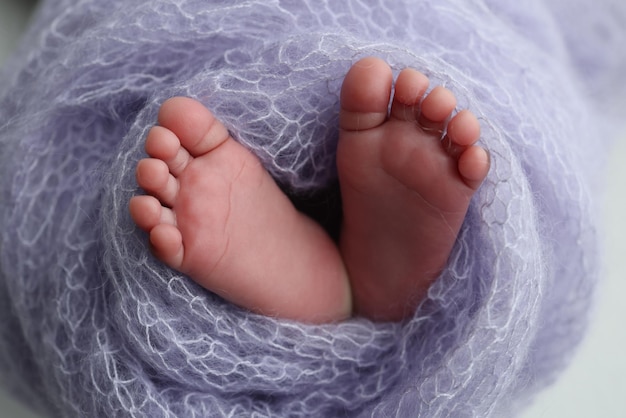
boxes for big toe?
[339,57,393,132]
[158,97,230,157]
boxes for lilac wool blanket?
[1,0,626,416]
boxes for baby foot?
[338,57,489,321]
[129,97,351,323]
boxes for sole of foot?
[337,57,489,321]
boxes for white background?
[1,1,624,417]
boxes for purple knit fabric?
[1,0,625,416]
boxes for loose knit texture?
[1,0,625,417]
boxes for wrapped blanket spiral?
[1,0,625,416]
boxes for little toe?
[158,97,231,158]
[390,68,429,122]
[145,126,193,177]
[340,57,393,132]
[458,145,490,190]
[136,158,179,207]
[150,224,184,269]
[419,86,457,134]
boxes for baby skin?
[129,57,490,323]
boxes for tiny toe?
[145,126,193,177]
[446,110,481,147]
[136,159,179,207]
[390,68,429,121]
[458,146,490,189]
[340,57,393,131]
[419,86,457,133]
[158,97,230,157]
[150,224,184,269]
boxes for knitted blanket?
[1,0,625,416]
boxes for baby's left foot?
[338,57,490,321]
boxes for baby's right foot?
[338,57,490,321]
[130,97,351,323]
